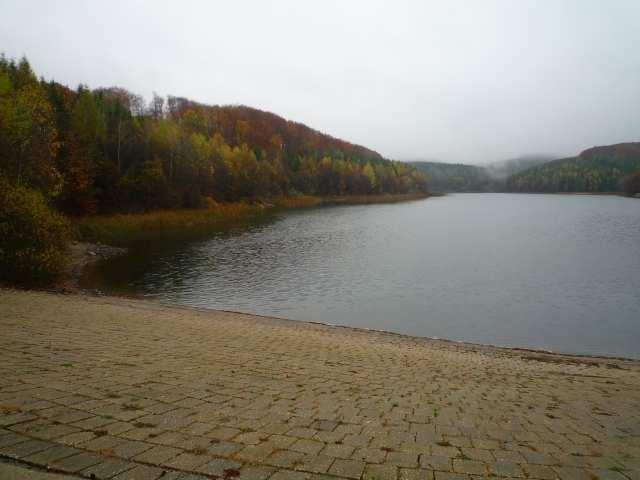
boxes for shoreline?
[22,287,640,365]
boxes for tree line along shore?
[0,55,428,285]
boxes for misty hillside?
[506,143,640,192]
[408,161,493,192]
[407,156,549,192]
[484,155,554,179]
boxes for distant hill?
[485,155,554,179]
[506,143,640,193]
[408,161,493,192]
[408,156,550,193]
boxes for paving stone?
[452,459,487,476]
[52,451,103,472]
[554,466,595,480]
[524,464,559,480]
[489,461,525,477]
[0,439,53,459]
[290,439,325,455]
[363,464,398,480]
[112,464,166,480]
[352,447,387,464]
[399,468,435,480]
[321,443,355,459]
[433,473,467,480]
[329,459,366,479]
[270,470,310,480]
[420,456,451,472]
[0,432,28,448]
[236,444,276,462]
[238,465,277,480]
[111,440,153,459]
[208,440,243,457]
[82,458,136,479]
[23,444,80,465]
[198,458,243,476]
[163,452,211,471]
[267,450,306,469]
[134,444,182,464]
[295,454,335,474]
[387,451,419,467]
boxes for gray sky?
[2,0,639,164]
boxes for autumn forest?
[0,55,428,217]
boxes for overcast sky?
[1,0,639,164]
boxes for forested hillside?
[409,161,493,192]
[0,56,427,216]
[506,143,640,193]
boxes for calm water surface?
[82,194,640,358]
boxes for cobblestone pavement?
[1,289,639,480]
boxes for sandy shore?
[1,289,639,480]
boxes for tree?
[59,88,106,214]
[0,176,70,284]
[623,171,640,197]
[0,58,62,195]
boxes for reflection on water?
[82,194,640,358]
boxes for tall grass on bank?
[74,202,269,246]
[74,193,430,246]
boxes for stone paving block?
[82,458,136,479]
[489,461,525,477]
[0,431,28,448]
[399,468,435,480]
[329,458,366,479]
[23,444,80,465]
[238,465,277,480]
[295,454,335,474]
[492,449,525,463]
[0,439,54,459]
[524,464,559,480]
[290,439,325,456]
[198,457,243,476]
[52,451,103,472]
[352,447,387,464]
[420,455,451,472]
[433,473,467,480]
[134,444,182,464]
[208,440,243,457]
[57,431,96,446]
[163,452,211,471]
[112,464,166,480]
[387,451,419,467]
[235,444,276,462]
[554,466,595,480]
[452,459,487,476]
[267,450,306,469]
[270,470,310,480]
[363,464,398,480]
[321,443,355,459]
[111,439,153,459]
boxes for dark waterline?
[82,194,640,358]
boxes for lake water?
[82,194,640,358]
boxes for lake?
[82,194,640,358]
